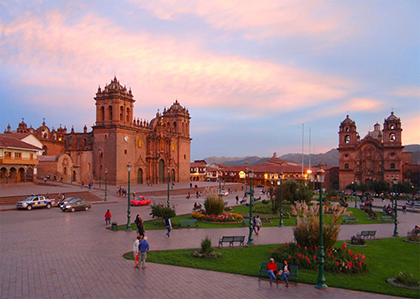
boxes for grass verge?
[124,238,419,298]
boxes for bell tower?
[94,76,135,127]
[383,112,402,147]
[382,112,403,182]
[338,115,358,148]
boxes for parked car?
[130,197,151,206]
[16,195,55,210]
[61,198,91,212]
[256,184,264,188]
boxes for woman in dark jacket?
[135,214,145,237]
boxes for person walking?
[164,216,172,237]
[252,216,257,235]
[104,209,111,225]
[137,217,145,238]
[133,236,141,268]
[256,215,262,236]
[236,195,239,204]
[138,236,150,269]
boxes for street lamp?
[278,172,284,227]
[393,176,399,237]
[104,168,108,202]
[126,163,132,231]
[244,162,248,198]
[353,180,358,208]
[99,151,102,188]
[219,177,222,198]
[167,166,170,208]
[247,168,254,245]
[316,167,327,289]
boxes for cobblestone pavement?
[1,182,417,298]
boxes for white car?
[219,190,229,196]
[17,196,55,210]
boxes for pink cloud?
[134,0,351,40]
[392,86,420,98]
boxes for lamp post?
[104,168,108,201]
[167,166,170,208]
[99,151,102,188]
[126,163,132,231]
[316,167,327,289]
[219,177,222,198]
[244,162,248,198]
[353,180,358,208]
[393,177,399,237]
[278,172,284,227]
[247,168,254,245]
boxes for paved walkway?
[1,182,417,298]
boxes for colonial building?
[338,112,405,190]
[3,76,191,186]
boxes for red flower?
[288,255,291,259]
[269,250,273,253]
[342,243,347,248]
[298,245,301,249]
[336,261,339,266]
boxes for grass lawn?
[124,238,419,298]
[110,203,384,231]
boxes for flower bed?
[191,211,243,222]
[270,243,367,274]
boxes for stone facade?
[4,77,191,185]
[338,112,404,190]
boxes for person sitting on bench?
[267,258,279,284]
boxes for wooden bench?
[357,230,376,239]
[218,236,245,247]
[258,261,298,285]
[381,215,394,222]
[342,217,358,224]
[178,218,198,228]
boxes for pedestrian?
[138,236,150,269]
[104,209,111,225]
[267,258,279,284]
[164,216,172,237]
[137,216,145,238]
[252,216,257,234]
[187,192,190,199]
[133,236,141,268]
[256,215,262,236]
[190,182,192,188]
[403,205,407,214]
[236,195,239,204]
[133,192,136,199]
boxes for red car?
[130,197,151,206]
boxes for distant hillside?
[203,144,420,166]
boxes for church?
[2,77,191,186]
[337,112,411,190]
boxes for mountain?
[203,144,420,166]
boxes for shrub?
[395,271,419,287]
[201,236,212,254]
[407,232,420,242]
[349,235,366,245]
[204,196,225,215]
[151,203,176,218]
[291,201,346,249]
[262,199,269,204]
[270,243,367,274]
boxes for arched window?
[390,163,395,169]
[126,108,130,122]
[101,106,105,121]
[344,163,349,169]
[108,106,113,121]
[120,106,124,121]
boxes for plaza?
[0,181,417,298]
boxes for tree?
[268,186,281,214]
[283,179,313,204]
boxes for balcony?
[0,157,38,166]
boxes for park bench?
[178,218,198,228]
[357,230,376,240]
[218,236,245,247]
[381,215,394,222]
[258,261,298,285]
[342,217,358,224]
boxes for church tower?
[338,115,359,189]
[382,112,403,183]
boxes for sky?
[1,0,419,161]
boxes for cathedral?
[3,77,191,185]
[337,112,411,190]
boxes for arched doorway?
[137,168,143,184]
[26,168,34,182]
[9,168,16,183]
[158,160,165,183]
[72,171,76,183]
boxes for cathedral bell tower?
[94,76,135,127]
[383,112,402,147]
[382,112,403,183]
[338,115,358,148]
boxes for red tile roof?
[0,134,42,150]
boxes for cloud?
[1,10,354,123]
[392,86,420,98]
[134,0,349,40]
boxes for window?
[30,153,33,160]
[344,154,349,158]
[389,133,396,141]
[344,164,349,170]
[15,152,22,159]
[4,152,11,158]
[345,135,350,143]
[390,163,395,169]
[184,154,186,159]
[124,149,127,154]
[390,152,395,157]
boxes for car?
[58,197,82,209]
[61,198,91,212]
[256,184,264,188]
[130,197,151,206]
[219,190,229,196]
[16,195,55,210]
